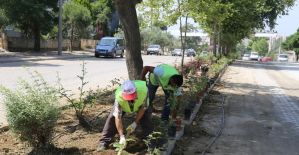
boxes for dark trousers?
[147,79,171,121]
[99,108,153,147]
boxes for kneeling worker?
[97,80,153,151]
[141,64,183,121]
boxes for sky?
[274,0,299,36]
[168,0,299,37]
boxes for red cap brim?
[122,92,137,101]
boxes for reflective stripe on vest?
[115,80,147,113]
[149,64,179,89]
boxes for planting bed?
[0,57,230,155]
[0,87,197,155]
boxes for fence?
[7,37,80,51]
[1,36,99,51]
[80,39,98,50]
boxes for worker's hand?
[126,122,137,134]
[119,135,126,145]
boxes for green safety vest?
[149,64,179,90]
[115,80,147,113]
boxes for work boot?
[96,143,107,152]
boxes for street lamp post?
[58,0,63,55]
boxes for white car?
[249,52,259,61]
[171,49,182,56]
[242,53,250,60]
[277,54,288,62]
[147,45,162,55]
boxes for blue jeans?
[147,77,171,121]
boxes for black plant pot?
[167,125,176,137]
[188,101,196,109]
[184,108,192,120]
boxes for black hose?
[201,95,225,155]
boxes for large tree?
[0,9,8,32]
[74,0,114,38]
[141,27,174,53]
[115,0,143,80]
[282,29,299,61]
[63,1,92,52]
[251,38,269,56]
[188,0,295,56]
[0,0,58,51]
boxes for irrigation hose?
[201,95,225,155]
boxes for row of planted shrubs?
[0,55,232,150]
[180,54,232,98]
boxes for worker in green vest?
[97,80,153,151]
[141,64,183,121]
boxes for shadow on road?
[234,60,299,71]
[0,59,62,68]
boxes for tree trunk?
[181,15,188,68]
[217,24,221,57]
[115,0,143,80]
[212,22,217,56]
[33,24,41,52]
[70,25,73,52]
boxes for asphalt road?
[0,55,191,126]
[180,60,299,155]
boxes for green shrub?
[0,72,60,148]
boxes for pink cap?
[121,80,137,101]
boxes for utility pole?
[58,0,63,55]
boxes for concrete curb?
[161,64,228,155]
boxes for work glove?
[119,135,126,145]
[126,122,137,134]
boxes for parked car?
[186,49,196,57]
[171,49,182,56]
[277,54,288,62]
[242,53,250,60]
[260,56,272,62]
[249,52,259,61]
[95,37,125,58]
[147,44,162,55]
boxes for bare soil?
[0,86,196,155]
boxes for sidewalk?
[0,49,94,63]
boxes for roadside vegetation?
[0,71,60,149]
[0,0,297,154]
[0,55,232,154]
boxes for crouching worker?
[141,64,183,121]
[97,80,153,151]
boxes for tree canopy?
[0,9,8,31]
[282,28,299,61]
[187,0,295,55]
[0,0,58,51]
[63,1,92,51]
[251,38,269,56]
[137,0,175,29]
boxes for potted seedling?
[167,121,177,138]
[184,108,192,121]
